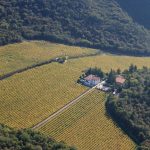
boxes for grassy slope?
[39,90,136,150]
[0,41,98,76]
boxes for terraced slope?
[39,90,136,150]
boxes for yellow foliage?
[0,43,150,129]
[1,42,150,149]
[66,55,150,72]
[39,90,136,150]
[0,63,86,128]
[0,41,97,76]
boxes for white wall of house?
[84,79,100,87]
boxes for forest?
[116,0,150,29]
[106,65,150,149]
[0,0,150,55]
[0,124,76,150]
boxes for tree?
[129,64,137,73]
[107,69,116,84]
[0,124,76,150]
[106,67,150,148]
[117,68,121,74]
[85,67,105,78]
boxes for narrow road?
[32,83,100,130]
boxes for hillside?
[116,0,150,30]
[0,0,150,55]
[1,41,150,149]
[0,124,76,150]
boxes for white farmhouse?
[83,75,101,87]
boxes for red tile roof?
[115,76,126,84]
[84,75,100,81]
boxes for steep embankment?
[0,0,150,55]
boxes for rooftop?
[84,75,100,81]
[115,75,126,84]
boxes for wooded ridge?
[0,0,150,55]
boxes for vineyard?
[0,48,150,129]
[0,63,87,128]
[66,55,150,73]
[0,41,98,76]
[39,90,136,150]
[1,42,150,149]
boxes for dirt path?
[32,84,98,130]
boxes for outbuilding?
[115,75,126,85]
